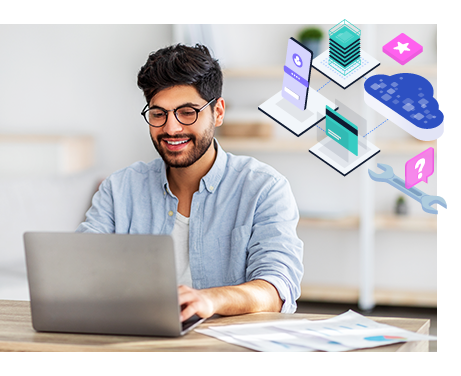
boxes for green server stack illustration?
[329,20,361,76]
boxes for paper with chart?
[196,327,317,352]
[196,319,353,352]
[272,310,436,349]
[196,310,436,352]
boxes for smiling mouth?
[161,137,192,151]
[164,139,189,145]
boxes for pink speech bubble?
[405,147,434,189]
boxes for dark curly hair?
[137,44,223,110]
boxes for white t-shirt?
[170,212,193,287]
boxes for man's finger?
[178,290,197,306]
[178,284,191,293]
[180,302,198,322]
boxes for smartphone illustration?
[282,37,313,111]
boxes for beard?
[150,121,215,168]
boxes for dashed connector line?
[317,80,331,92]
[363,119,388,137]
[316,125,326,132]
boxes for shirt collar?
[200,138,227,194]
[159,138,227,196]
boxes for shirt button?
[164,191,166,195]
[168,211,174,216]
[210,186,214,191]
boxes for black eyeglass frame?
[141,97,217,128]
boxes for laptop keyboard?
[181,314,202,332]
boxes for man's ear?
[214,97,225,128]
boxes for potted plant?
[298,26,324,58]
[395,196,408,215]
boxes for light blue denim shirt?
[76,139,304,313]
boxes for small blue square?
[414,113,424,120]
[419,98,429,105]
[427,114,433,119]
[418,93,424,97]
[379,83,387,88]
[421,104,426,108]
[403,103,415,111]
[424,110,430,114]
[381,94,392,101]
[397,95,400,98]
[391,82,398,87]
[379,79,383,82]
[403,98,414,105]
[393,100,399,104]
[400,77,403,80]
[387,88,395,94]
[371,83,380,90]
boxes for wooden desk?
[0,300,430,352]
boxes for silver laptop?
[23,232,205,337]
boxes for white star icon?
[394,41,411,54]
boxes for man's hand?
[178,285,215,322]
[178,280,283,322]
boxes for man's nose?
[162,112,185,134]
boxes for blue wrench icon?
[368,163,447,215]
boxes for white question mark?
[415,158,425,179]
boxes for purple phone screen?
[282,38,313,111]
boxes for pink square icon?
[382,33,423,65]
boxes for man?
[77,44,303,322]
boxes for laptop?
[23,232,205,337]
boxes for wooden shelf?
[374,214,437,232]
[0,134,94,175]
[299,284,436,307]
[377,139,437,155]
[298,216,359,230]
[217,136,437,155]
[297,214,436,232]
[217,136,315,152]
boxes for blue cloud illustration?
[364,73,444,141]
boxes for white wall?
[0,25,171,177]
[0,25,172,299]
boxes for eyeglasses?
[141,98,216,128]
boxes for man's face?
[148,85,223,168]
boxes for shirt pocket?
[218,225,251,285]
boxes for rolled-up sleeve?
[246,176,304,313]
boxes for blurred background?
[0,24,437,348]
